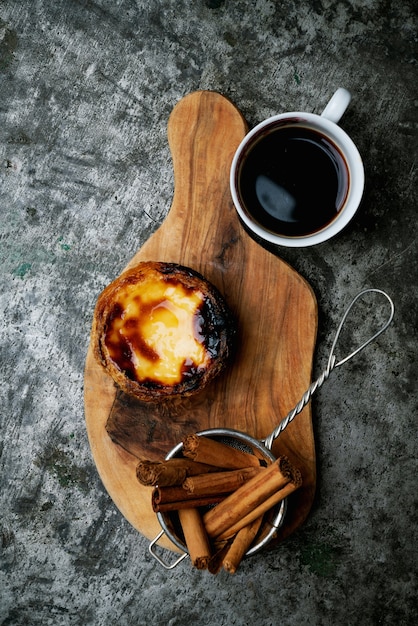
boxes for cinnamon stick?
[152,485,194,505]
[183,466,262,497]
[216,473,302,540]
[136,458,219,487]
[154,497,225,513]
[152,486,224,512]
[182,434,262,469]
[178,508,211,570]
[208,540,233,575]
[203,455,298,538]
[222,516,264,574]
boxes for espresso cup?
[230,89,364,247]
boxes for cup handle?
[321,88,351,124]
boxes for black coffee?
[238,125,349,237]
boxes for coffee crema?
[237,125,349,237]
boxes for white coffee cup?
[230,89,364,247]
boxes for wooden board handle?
[128,91,247,277]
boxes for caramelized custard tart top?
[92,262,235,401]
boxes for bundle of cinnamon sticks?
[137,433,302,574]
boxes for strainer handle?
[148,530,188,570]
[263,289,394,450]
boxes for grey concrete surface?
[1,1,417,625]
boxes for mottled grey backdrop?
[1,1,417,625]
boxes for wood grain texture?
[84,90,318,552]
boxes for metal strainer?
[149,289,394,569]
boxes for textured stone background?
[0,1,417,625]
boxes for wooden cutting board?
[84,91,318,553]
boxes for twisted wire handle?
[263,289,394,451]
